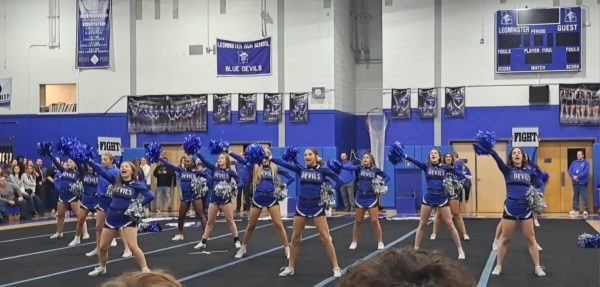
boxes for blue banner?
[217,38,271,76]
[77,0,111,68]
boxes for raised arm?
[49,156,65,173]
[489,149,511,175]
[158,158,182,175]
[270,157,301,174]
[405,156,428,171]
[228,151,249,166]
[136,183,155,206]
[196,153,216,172]
[278,169,295,186]
[88,160,116,184]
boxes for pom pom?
[138,221,162,233]
[473,143,492,155]
[182,135,202,156]
[124,194,146,224]
[106,184,115,197]
[70,143,95,163]
[327,159,342,173]
[282,146,298,163]
[244,143,266,165]
[37,141,53,157]
[474,129,497,150]
[209,139,230,155]
[145,143,162,163]
[274,182,288,201]
[372,176,388,196]
[57,137,80,156]
[388,141,406,165]
[577,233,600,248]
[68,180,84,197]
[525,185,547,214]
[319,182,336,208]
[214,181,237,199]
[191,176,209,198]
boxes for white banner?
[0,78,12,108]
[98,136,122,156]
[512,127,539,147]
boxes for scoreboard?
[496,7,582,73]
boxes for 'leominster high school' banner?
[217,38,271,76]
[77,0,111,68]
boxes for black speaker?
[529,85,549,105]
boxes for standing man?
[339,153,356,212]
[568,150,591,217]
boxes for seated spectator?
[0,175,28,222]
[100,269,181,287]
[339,247,475,287]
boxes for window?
[39,83,77,113]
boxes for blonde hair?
[252,149,279,189]
[100,270,181,287]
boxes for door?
[452,143,478,215]
[536,141,593,213]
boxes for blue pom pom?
[578,233,600,248]
[138,221,162,233]
[182,135,202,156]
[69,143,92,163]
[327,159,342,173]
[244,143,265,165]
[208,139,229,155]
[474,129,497,150]
[37,141,53,157]
[145,143,162,163]
[57,137,81,156]
[282,146,298,163]
[473,143,492,155]
[388,141,406,165]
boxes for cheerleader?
[404,149,465,260]
[476,145,546,277]
[272,148,345,277]
[43,155,83,239]
[194,152,243,249]
[68,164,97,246]
[88,161,154,276]
[430,153,470,241]
[343,153,390,250]
[158,155,210,241]
[85,154,127,257]
[231,149,295,259]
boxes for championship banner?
[213,94,232,123]
[445,87,465,118]
[0,78,12,108]
[263,93,282,122]
[238,93,257,123]
[98,136,122,156]
[512,127,539,147]
[418,88,438,119]
[127,94,208,133]
[559,83,600,125]
[391,89,410,119]
[289,93,308,123]
[76,0,111,68]
[217,38,271,76]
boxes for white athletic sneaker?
[194,241,207,249]
[49,233,63,239]
[141,267,151,273]
[171,234,184,241]
[537,243,543,251]
[569,210,578,216]
[85,248,98,257]
[492,240,499,251]
[583,211,589,217]
[430,233,437,240]
[88,266,106,276]
[333,267,342,277]
[348,242,358,250]
[377,242,384,250]
[534,266,546,277]
[235,240,242,249]
[110,238,117,247]
[491,266,502,276]
[68,236,81,247]
[278,267,294,277]
[458,248,465,260]
[82,233,90,240]
[463,234,471,241]
[534,219,540,227]
[234,245,247,258]
[284,246,290,259]
[121,249,132,258]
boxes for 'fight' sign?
[512,127,539,147]
[98,137,122,156]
